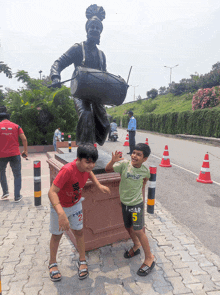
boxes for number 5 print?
[132,212,137,221]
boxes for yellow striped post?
[34,161,41,206]
[68,135,71,153]
[147,166,157,214]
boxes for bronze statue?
[50,5,128,146]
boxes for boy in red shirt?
[48,144,110,281]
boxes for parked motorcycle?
[108,130,118,142]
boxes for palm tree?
[0,62,12,78]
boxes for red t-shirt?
[0,120,24,158]
[53,159,90,207]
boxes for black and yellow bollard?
[147,166,157,214]
[61,132,64,142]
[0,268,2,295]
[34,161,41,206]
[68,135,71,152]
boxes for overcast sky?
[1,0,220,103]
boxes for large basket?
[71,67,129,106]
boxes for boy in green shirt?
[105,143,155,276]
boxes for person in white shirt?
[53,128,61,151]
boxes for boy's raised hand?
[112,151,124,163]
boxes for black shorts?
[121,202,144,231]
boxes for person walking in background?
[0,106,28,202]
[127,111,136,155]
[53,127,61,151]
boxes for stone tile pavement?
[1,152,220,294]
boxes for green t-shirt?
[113,160,150,206]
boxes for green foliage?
[0,62,12,78]
[192,87,220,110]
[143,103,157,113]
[133,109,220,137]
[168,62,220,96]
[107,92,193,118]
[146,88,158,99]
[2,71,78,145]
[109,91,220,138]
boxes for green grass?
[106,92,194,117]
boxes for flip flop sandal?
[124,248,140,259]
[48,263,62,282]
[76,260,89,280]
[137,261,155,276]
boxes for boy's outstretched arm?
[48,183,70,231]
[105,151,124,173]
[89,171,111,195]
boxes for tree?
[158,86,167,95]
[0,62,12,78]
[3,70,78,145]
[212,62,220,71]
[147,88,158,99]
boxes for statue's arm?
[102,51,107,72]
[50,44,82,81]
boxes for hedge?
[119,108,220,138]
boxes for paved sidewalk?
[1,152,220,294]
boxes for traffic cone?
[196,153,213,184]
[145,138,148,145]
[159,145,172,167]
[123,134,129,146]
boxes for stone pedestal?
[56,141,77,149]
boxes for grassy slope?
[106,92,194,117]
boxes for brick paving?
[1,147,220,294]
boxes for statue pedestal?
[47,149,138,251]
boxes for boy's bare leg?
[72,229,88,277]
[49,233,63,278]
[135,229,154,266]
[125,226,141,251]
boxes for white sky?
[1,0,220,103]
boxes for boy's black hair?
[134,143,151,158]
[77,144,98,162]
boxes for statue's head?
[85,4,105,45]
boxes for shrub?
[192,86,220,110]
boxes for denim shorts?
[49,200,83,235]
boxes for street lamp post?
[39,70,42,79]
[164,64,179,84]
[130,85,139,101]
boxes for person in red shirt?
[0,106,28,202]
[48,144,110,282]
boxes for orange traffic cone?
[145,138,148,145]
[123,134,129,146]
[196,153,213,184]
[159,145,172,167]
